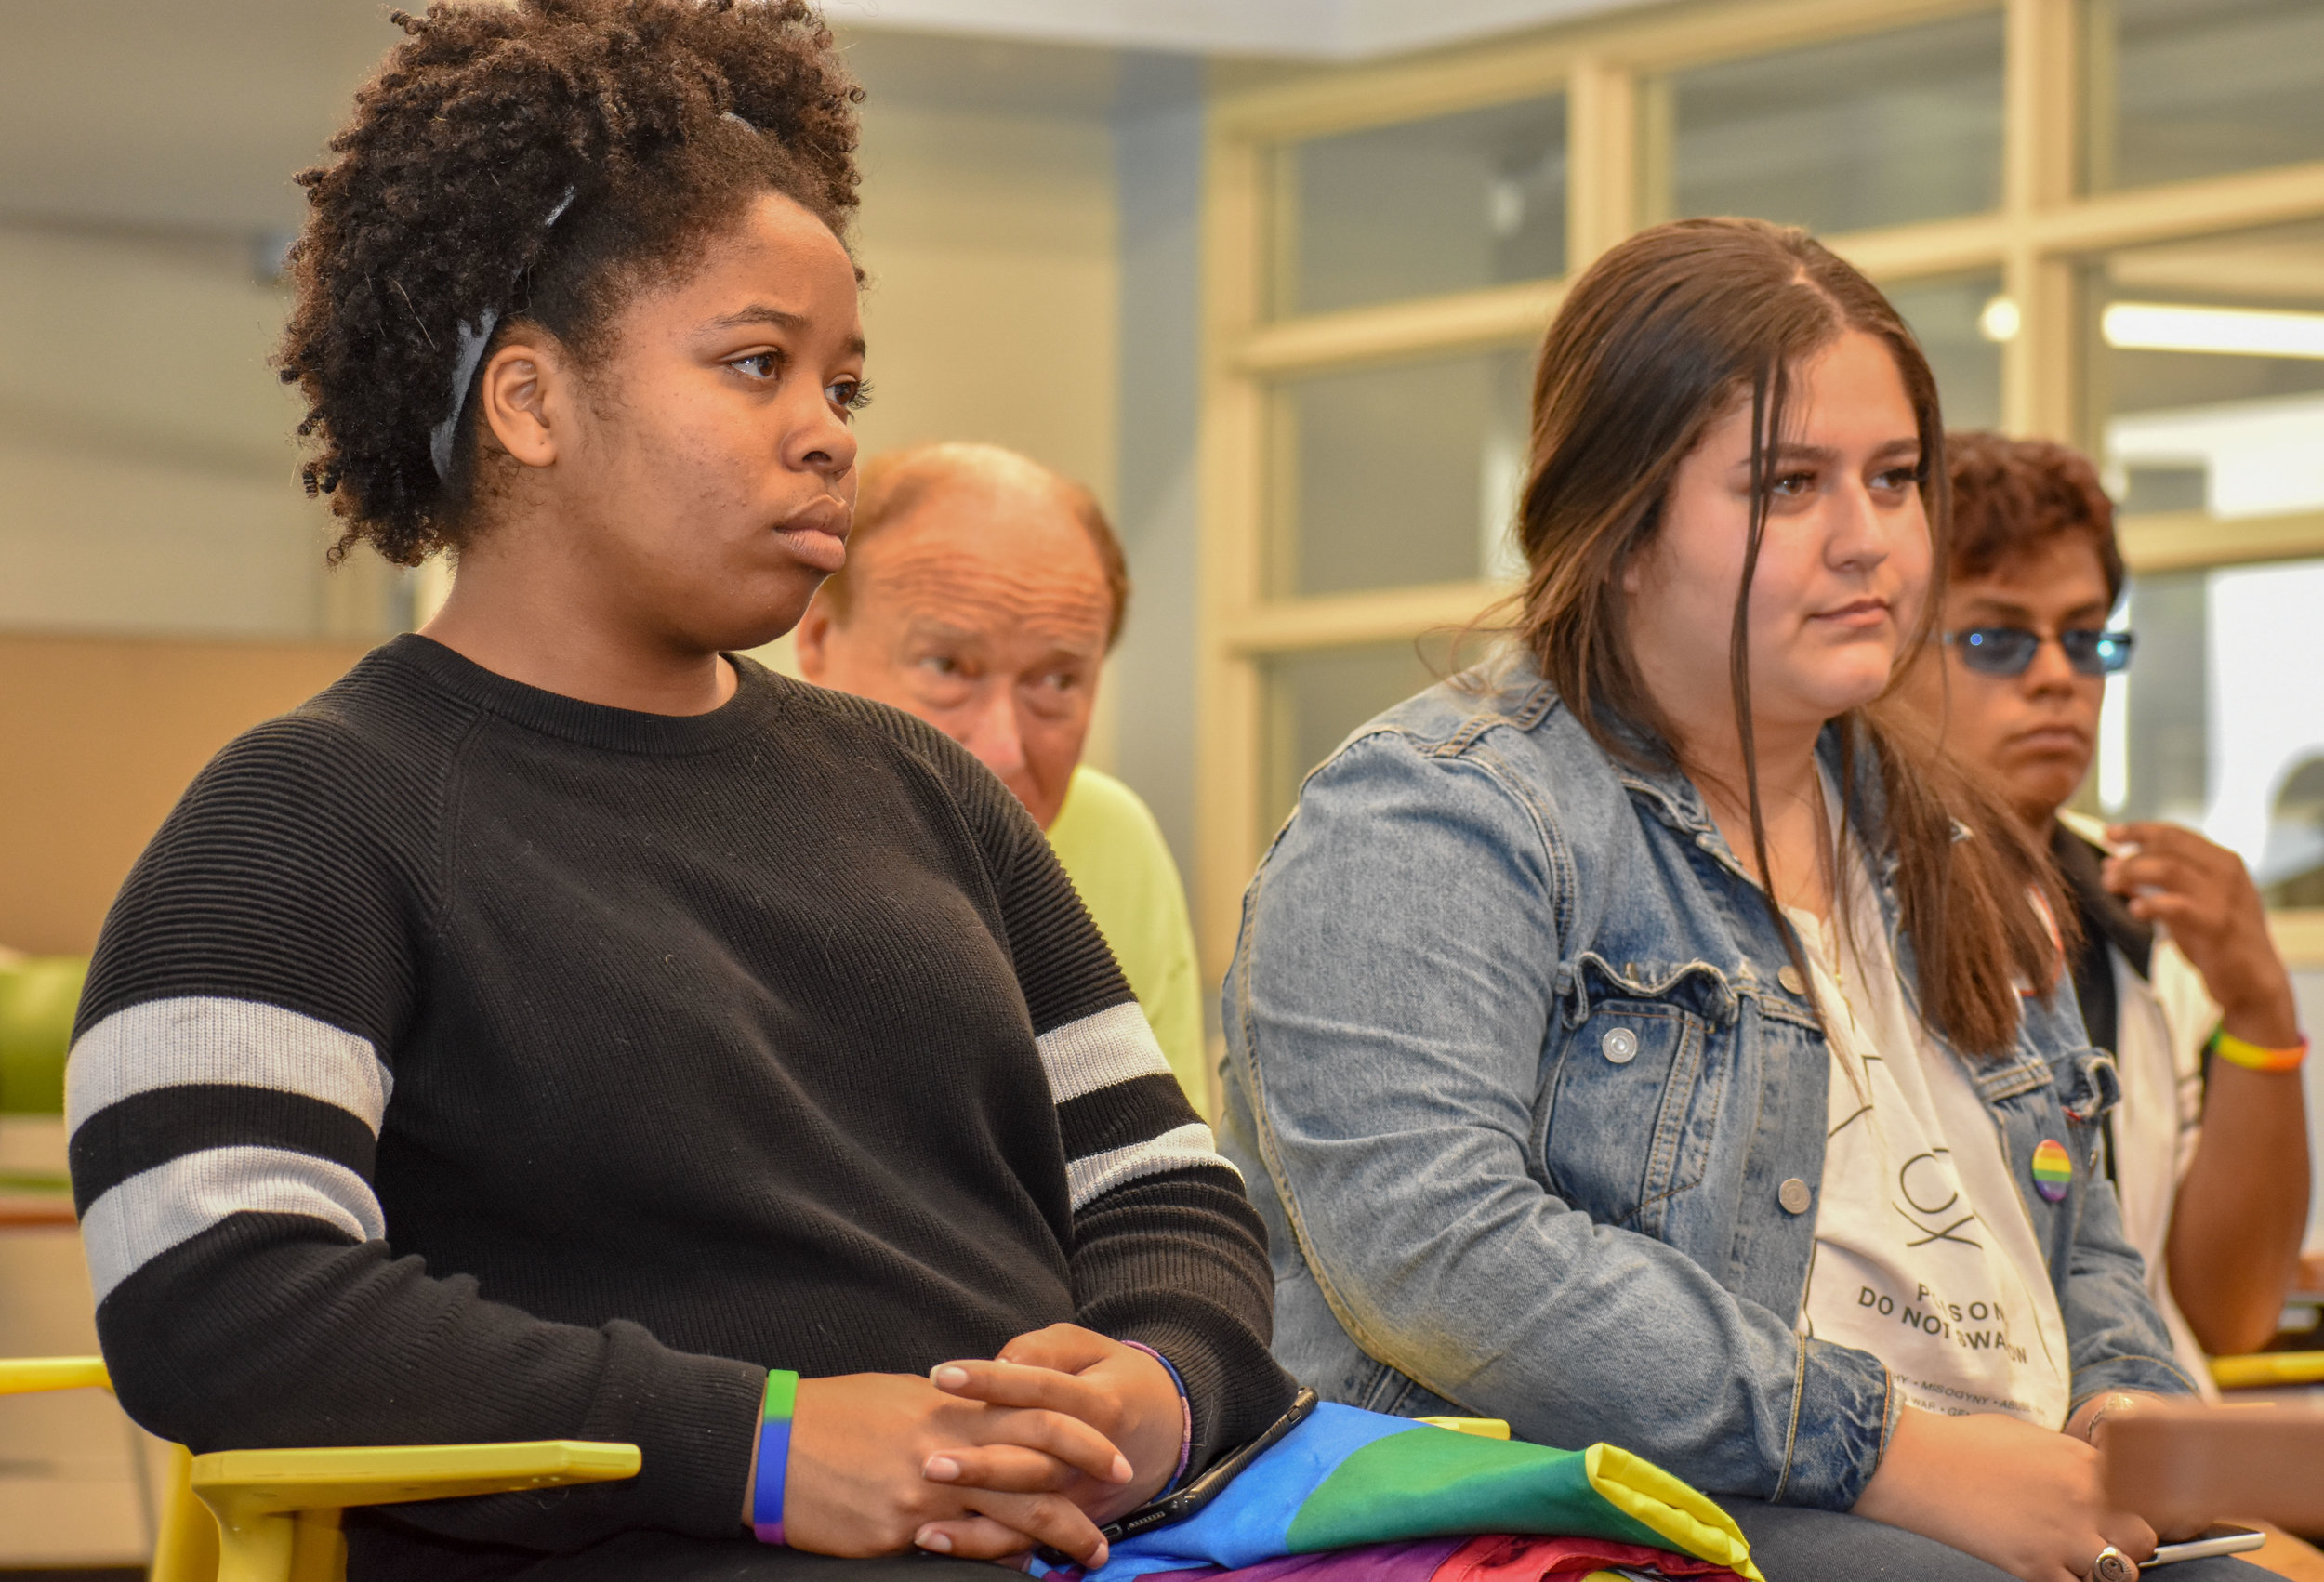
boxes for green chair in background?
[0,953,85,1118]
[0,954,84,1218]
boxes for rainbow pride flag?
[1060,1404,1762,1582]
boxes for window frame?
[1196,0,2324,979]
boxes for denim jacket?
[1218,658,2194,1511]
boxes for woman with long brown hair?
[1219,218,2243,1582]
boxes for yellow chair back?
[0,1355,639,1582]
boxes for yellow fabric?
[1417,1416,1512,1439]
[1044,765,1208,1112]
[1581,1443,1765,1582]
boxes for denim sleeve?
[1228,730,1895,1509]
[2061,1136,2200,1408]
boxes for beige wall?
[848,94,1121,509]
[0,632,374,956]
[0,226,379,642]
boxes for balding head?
[794,442,1127,829]
[814,442,1129,649]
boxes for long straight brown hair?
[1513,218,2064,1057]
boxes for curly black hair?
[280,0,862,565]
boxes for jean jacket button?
[1778,1177,1813,1215]
[1777,965,1807,996]
[1601,1027,1639,1064]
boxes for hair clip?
[427,186,575,484]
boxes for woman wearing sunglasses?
[1903,430,2311,1382]
[1218,220,2252,1582]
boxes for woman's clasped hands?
[772,1323,1186,1566]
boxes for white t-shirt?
[1791,840,2074,1430]
[2058,811,2218,1397]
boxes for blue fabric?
[1095,1405,1420,1582]
[1217,654,2193,1512]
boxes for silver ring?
[2093,1546,2139,1582]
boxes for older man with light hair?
[796,442,1208,1109]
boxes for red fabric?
[1436,1532,1749,1582]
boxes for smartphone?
[1033,1386,1320,1568]
[1100,1387,1320,1542]
[2147,1525,2267,1566]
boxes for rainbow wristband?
[750,1370,799,1546]
[2211,1028,2309,1074]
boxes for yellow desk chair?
[0,1355,639,1582]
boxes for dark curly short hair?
[1947,430,2125,608]
[279,0,862,566]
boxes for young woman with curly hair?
[63,5,1291,1578]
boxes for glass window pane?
[1274,347,1533,598]
[2092,223,2324,903]
[1648,12,2003,236]
[1261,638,1452,838]
[2090,220,2324,521]
[2088,0,2324,192]
[1274,94,1567,318]
[1887,272,2006,432]
[2104,558,2324,908]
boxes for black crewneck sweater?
[68,637,1288,1577]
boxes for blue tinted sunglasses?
[1943,626,2135,677]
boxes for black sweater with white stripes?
[68,636,1289,1578]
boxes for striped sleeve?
[69,997,390,1305]
[1043,1000,1239,1211]
[67,709,763,1552]
[69,714,420,1312]
[920,725,1297,1474]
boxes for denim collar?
[1608,722,1897,889]
[1598,712,2054,1097]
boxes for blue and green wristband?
[750,1369,799,1545]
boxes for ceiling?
[0,0,1670,239]
[0,0,395,234]
[822,0,1672,59]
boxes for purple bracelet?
[1122,1340,1192,1493]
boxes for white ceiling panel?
[0,0,1670,235]
[820,0,1672,58]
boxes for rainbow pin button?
[2031,1139,2072,1203]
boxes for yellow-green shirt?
[1044,765,1208,1114]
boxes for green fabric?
[0,956,86,1115]
[1044,765,1208,1113]
[1285,1427,1670,1555]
